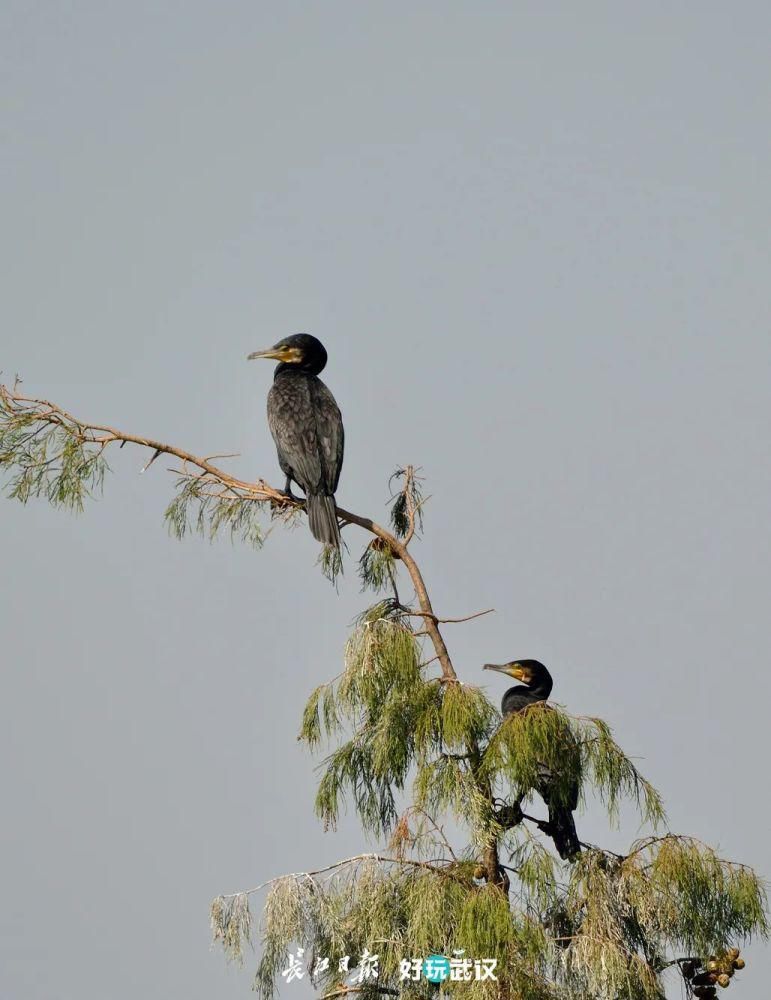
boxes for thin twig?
[140,448,162,473]
[398,605,495,625]
[402,464,417,546]
[223,852,466,899]
[403,807,459,862]
[322,987,398,999]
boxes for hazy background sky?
[2,3,770,998]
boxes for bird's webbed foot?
[279,478,303,503]
[270,479,304,513]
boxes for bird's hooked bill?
[247,343,302,363]
[483,662,525,678]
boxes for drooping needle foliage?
[216,597,764,1000]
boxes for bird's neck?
[530,677,553,700]
[274,363,322,379]
[508,685,546,705]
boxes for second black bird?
[248,334,344,547]
[484,659,581,861]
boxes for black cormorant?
[484,659,581,860]
[248,334,344,547]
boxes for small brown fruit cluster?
[682,948,746,996]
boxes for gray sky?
[2,3,770,998]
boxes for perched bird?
[483,659,581,860]
[248,334,344,546]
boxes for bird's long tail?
[548,804,581,861]
[307,492,341,548]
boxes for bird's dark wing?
[534,719,580,812]
[267,377,323,493]
[535,725,581,859]
[310,378,344,492]
[545,801,581,860]
[502,695,581,859]
[536,762,580,813]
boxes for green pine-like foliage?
[212,595,766,1000]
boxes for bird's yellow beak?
[247,344,303,363]
[483,662,526,680]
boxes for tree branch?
[223,852,466,899]
[401,464,418,546]
[0,386,457,679]
[321,987,398,999]
[398,606,495,625]
[0,386,520,887]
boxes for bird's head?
[483,659,552,693]
[247,333,328,374]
